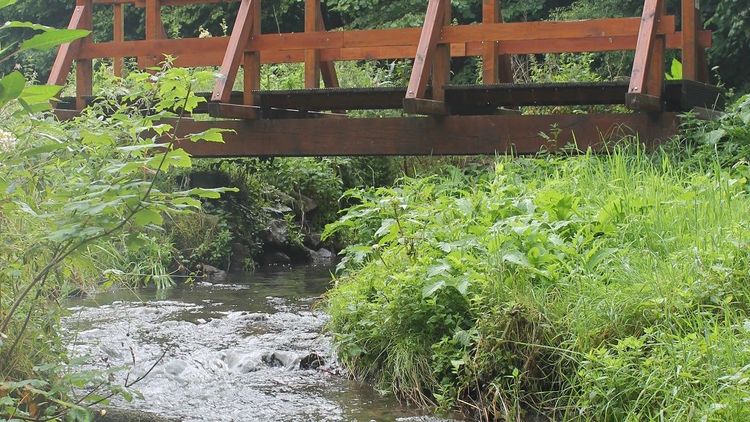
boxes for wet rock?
[292,193,318,214]
[262,351,295,368]
[304,232,323,250]
[229,242,251,272]
[309,248,334,266]
[260,219,289,248]
[299,353,325,370]
[260,252,292,266]
[199,264,227,283]
[94,408,180,422]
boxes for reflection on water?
[63,268,457,422]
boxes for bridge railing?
[50,0,711,114]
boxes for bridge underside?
[56,81,718,156]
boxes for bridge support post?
[627,0,667,112]
[482,0,513,84]
[113,3,125,77]
[141,0,164,68]
[74,0,94,110]
[243,0,262,109]
[304,0,322,89]
[404,0,451,115]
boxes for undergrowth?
[324,95,750,421]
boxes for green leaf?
[133,208,163,227]
[502,251,531,268]
[666,58,683,80]
[0,71,25,107]
[0,0,17,10]
[20,84,61,104]
[19,29,90,52]
[422,279,446,298]
[1,21,52,32]
[187,128,233,143]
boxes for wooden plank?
[211,0,257,102]
[76,0,94,110]
[304,0,321,89]
[48,5,87,86]
[432,0,451,104]
[243,0,261,110]
[404,0,449,113]
[113,3,125,77]
[170,113,680,157]
[627,0,664,111]
[141,0,163,68]
[77,16,689,64]
[645,1,667,107]
[482,0,513,84]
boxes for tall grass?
[325,141,750,420]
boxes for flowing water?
[63,268,455,422]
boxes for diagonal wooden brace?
[212,0,258,103]
[404,0,450,115]
[627,0,667,111]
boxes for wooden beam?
[211,0,257,103]
[404,0,449,114]
[170,113,680,157]
[76,28,708,67]
[48,4,87,86]
[113,3,125,77]
[482,0,513,84]
[317,10,339,88]
[627,0,666,111]
[304,0,322,89]
[243,0,261,111]
[432,0,451,104]
[75,0,94,110]
[140,0,168,67]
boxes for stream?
[63,267,455,422]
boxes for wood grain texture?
[170,113,680,157]
[211,0,257,102]
[405,0,449,101]
[48,5,87,86]
[75,0,94,110]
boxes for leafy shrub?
[325,136,750,420]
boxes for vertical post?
[113,3,125,77]
[304,0,321,89]
[681,0,708,82]
[48,4,87,87]
[317,8,340,88]
[482,0,513,84]
[243,0,261,107]
[75,0,94,110]
[646,0,667,99]
[143,0,163,68]
[431,0,451,103]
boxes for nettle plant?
[0,1,233,419]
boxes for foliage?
[325,107,750,419]
[0,8,234,416]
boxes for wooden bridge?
[51,0,721,156]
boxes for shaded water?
[63,268,454,422]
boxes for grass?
[324,138,750,420]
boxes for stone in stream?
[260,251,292,266]
[94,408,180,422]
[308,248,335,266]
[303,232,323,249]
[260,218,289,248]
[299,353,325,370]
[198,264,227,283]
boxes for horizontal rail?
[77,15,710,66]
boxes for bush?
[325,132,750,419]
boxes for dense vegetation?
[325,100,750,420]
[0,0,748,420]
